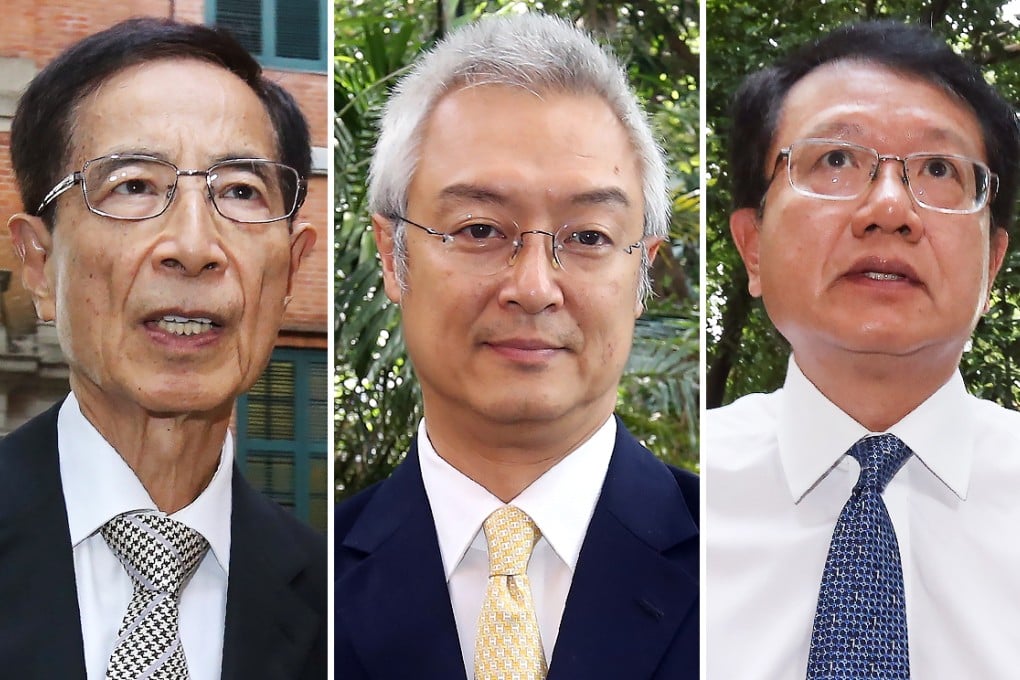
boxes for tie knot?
[101,512,209,597]
[849,434,912,493]
[483,505,540,576]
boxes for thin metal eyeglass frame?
[765,139,997,215]
[393,214,645,272]
[34,154,307,224]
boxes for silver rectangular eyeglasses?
[35,154,307,224]
[393,213,647,276]
[771,138,997,214]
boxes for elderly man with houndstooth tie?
[0,18,325,679]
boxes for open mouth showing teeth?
[863,272,905,281]
[154,314,217,336]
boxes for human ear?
[372,214,402,303]
[633,237,663,317]
[983,226,1009,312]
[286,222,317,297]
[8,214,56,321]
[730,207,763,298]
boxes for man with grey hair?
[334,12,698,680]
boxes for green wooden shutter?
[276,0,320,61]
[208,0,326,71]
[214,0,262,55]
[236,348,327,531]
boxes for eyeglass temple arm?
[35,172,82,215]
[294,178,309,211]
[392,214,448,239]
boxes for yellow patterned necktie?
[474,505,547,680]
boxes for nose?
[850,159,924,243]
[497,230,564,314]
[150,178,228,276]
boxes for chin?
[130,378,240,417]
[145,396,235,418]
[472,394,578,424]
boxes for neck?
[794,347,960,431]
[422,398,615,503]
[72,382,230,514]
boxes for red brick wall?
[0,133,35,335]
[287,175,329,338]
[0,1,179,63]
[0,0,329,338]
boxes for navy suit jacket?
[0,401,327,679]
[335,420,699,678]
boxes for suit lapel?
[221,471,323,680]
[0,402,87,677]
[337,444,467,680]
[548,424,699,678]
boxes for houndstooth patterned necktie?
[101,512,209,680]
[474,505,546,680]
[807,434,913,679]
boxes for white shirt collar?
[418,415,616,581]
[57,391,233,573]
[779,355,974,503]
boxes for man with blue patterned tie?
[705,21,1020,679]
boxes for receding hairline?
[401,79,647,208]
[764,57,987,178]
[65,56,283,177]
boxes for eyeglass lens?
[427,220,637,276]
[788,140,989,212]
[82,156,299,222]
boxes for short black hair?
[729,20,1020,232]
[10,17,311,228]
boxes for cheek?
[236,251,292,339]
[760,210,835,294]
[409,259,488,320]
[228,272,290,391]
[239,238,293,298]
[941,235,992,301]
[49,244,131,375]
[579,281,631,363]
[53,246,116,324]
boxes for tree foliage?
[335,0,701,497]
[706,0,1020,408]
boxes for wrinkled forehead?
[770,59,986,164]
[779,61,979,146]
[67,57,278,168]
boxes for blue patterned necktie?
[806,434,912,679]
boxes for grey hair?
[367,12,669,301]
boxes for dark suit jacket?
[0,401,326,679]
[335,419,699,679]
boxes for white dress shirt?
[418,416,615,678]
[58,392,232,680]
[705,356,1020,679]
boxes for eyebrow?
[570,187,631,208]
[438,183,508,206]
[802,122,865,140]
[210,151,277,164]
[802,121,976,152]
[93,148,274,165]
[436,183,632,208]
[96,147,173,162]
